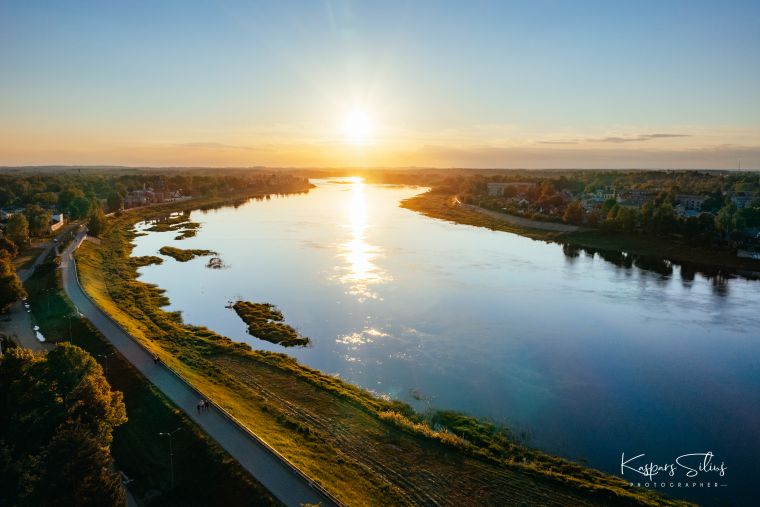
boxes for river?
[132,178,760,505]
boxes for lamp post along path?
[159,428,181,489]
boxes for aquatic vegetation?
[144,214,201,240]
[132,255,163,267]
[231,301,310,347]
[174,228,198,240]
[158,246,216,262]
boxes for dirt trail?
[460,202,583,232]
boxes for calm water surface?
[132,180,760,504]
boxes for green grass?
[23,260,281,507]
[158,246,216,262]
[13,244,46,271]
[231,301,310,347]
[70,189,693,507]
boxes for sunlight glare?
[341,109,374,145]
[338,178,386,301]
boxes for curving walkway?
[60,229,339,507]
[460,202,583,232]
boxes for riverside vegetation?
[73,188,691,507]
[231,301,310,347]
[395,169,760,274]
[402,191,760,275]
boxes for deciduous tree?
[6,214,29,245]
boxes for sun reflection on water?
[337,177,387,301]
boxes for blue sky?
[1,0,759,168]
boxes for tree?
[6,214,29,245]
[563,201,583,224]
[0,234,18,258]
[715,204,737,239]
[106,191,123,212]
[0,252,27,312]
[88,207,106,237]
[24,205,52,237]
[653,203,678,235]
[59,187,93,219]
[601,198,618,213]
[0,344,127,507]
[30,425,127,507]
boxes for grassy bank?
[71,189,690,506]
[402,191,760,274]
[23,259,280,507]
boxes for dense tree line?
[439,170,760,250]
[0,235,25,312]
[0,343,127,507]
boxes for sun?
[341,109,374,145]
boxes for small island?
[132,255,164,267]
[231,300,310,347]
[158,246,216,262]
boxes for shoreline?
[73,187,690,506]
[402,191,760,276]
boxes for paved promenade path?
[60,230,339,507]
[461,202,583,232]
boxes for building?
[675,194,708,211]
[619,189,656,207]
[486,182,532,196]
[123,186,167,208]
[49,213,65,233]
[730,194,755,209]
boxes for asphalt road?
[60,230,338,507]
[0,225,78,351]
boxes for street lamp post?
[158,428,181,489]
[97,352,114,375]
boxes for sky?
[1,0,759,169]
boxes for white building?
[49,213,65,233]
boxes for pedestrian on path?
[197,400,202,414]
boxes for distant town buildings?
[123,186,184,209]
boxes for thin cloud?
[587,133,692,143]
[173,142,262,151]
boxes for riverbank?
[402,191,760,274]
[72,188,689,506]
